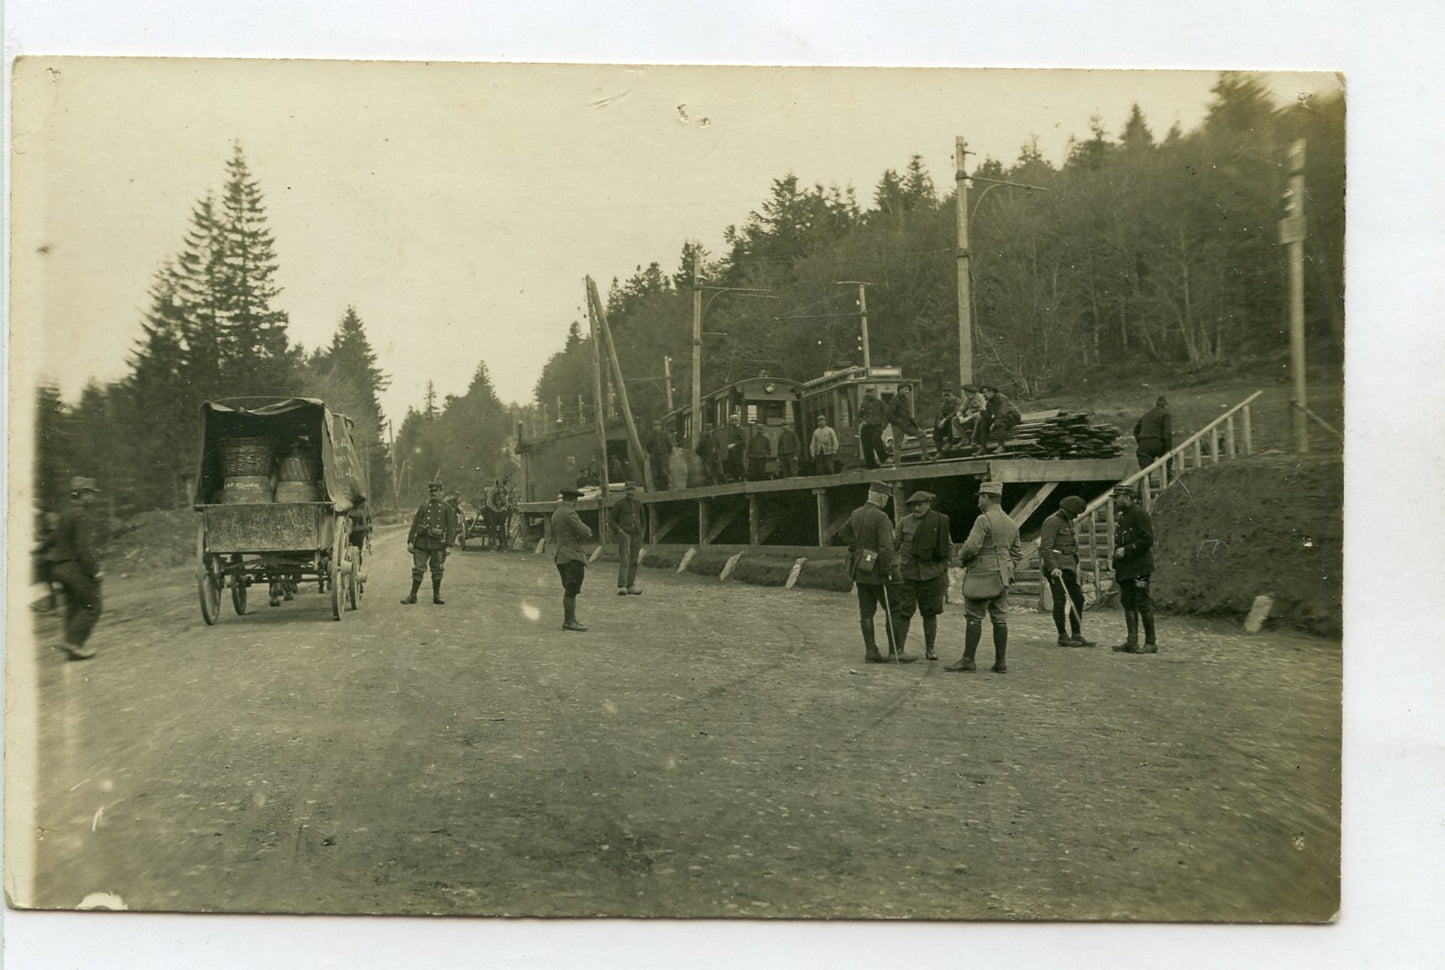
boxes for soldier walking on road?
[945,481,1022,673]
[403,479,459,605]
[609,481,646,596]
[890,490,953,661]
[1133,396,1174,472]
[1110,485,1159,654]
[1040,496,1096,647]
[858,388,888,469]
[810,415,840,476]
[552,486,593,631]
[838,481,915,664]
[49,477,104,660]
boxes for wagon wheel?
[230,556,248,615]
[330,517,346,621]
[196,524,222,626]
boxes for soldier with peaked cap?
[552,486,593,631]
[809,414,840,476]
[49,476,104,660]
[608,481,646,596]
[775,419,801,478]
[858,388,889,469]
[720,414,747,482]
[945,481,1022,673]
[1040,495,1096,647]
[838,481,915,664]
[1110,484,1159,654]
[890,490,953,661]
[745,419,773,480]
[403,478,459,605]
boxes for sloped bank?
[1149,456,1342,637]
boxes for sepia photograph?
[5,56,1352,929]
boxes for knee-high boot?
[922,614,938,660]
[1112,610,1140,652]
[991,623,1008,673]
[563,594,587,631]
[401,578,420,605]
[888,615,918,663]
[1140,611,1158,652]
[861,619,884,663]
[432,577,444,605]
[945,620,981,671]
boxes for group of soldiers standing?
[839,479,1159,670]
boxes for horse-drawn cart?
[193,398,370,624]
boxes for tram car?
[662,375,803,482]
[514,416,635,504]
[796,365,923,469]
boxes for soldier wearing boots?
[552,486,593,631]
[838,481,916,664]
[890,490,952,661]
[1040,495,1097,647]
[1110,485,1158,654]
[945,481,1021,673]
[403,480,459,605]
[49,478,104,660]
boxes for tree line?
[535,72,1345,423]
[35,143,520,520]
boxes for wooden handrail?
[1077,390,1265,521]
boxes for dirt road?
[15,525,1339,920]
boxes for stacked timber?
[1003,410,1125,460]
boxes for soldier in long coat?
[1110,484,1159,653]
[403,480,460,604]
[945,481,1022,673]
[838,481,915,664]
[1040,495,1096,646]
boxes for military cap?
[1059,495,1087,516]
[905,490,935,506]
[979,384,998,393]
[977,480,1003,497]
[1112,484,1138,498]
[560,486,584,499]
[427,480,443,491]
[623,481,641,492]
[868,480,892,497]
[69,476,99,494]
[815,414,829,422]
[961,383,979,393]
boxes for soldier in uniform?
[403,479,459,605]
[49,477,104,660]
[885,385,934,464]
[809,414,840,475]
[945,481,1022,673]
[695,420,721,486]
[745,419,772,480]
[609,481,646,596]
[858,388,888,469]
[1040,495,1096,647]
[1133,396,1174,471]
[954,384,987,449]
[976,385,1023,454]
[775,420,801,478]
[1110,484,1159,654]
[890,490,952,661]
[552,486,593,631]
[645,419,673,490]
[838,481,915,664]
[720,414,747,482]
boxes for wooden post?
[1091,512,1103,602]
[663,355,675,412]
[1208,427,1220,464]
[585,284,610,548]
[1104,502,1116,595]
[858,283,871,371]
[1283,139,1310,454]
[588,277,652,491]
[815,488,829,547]
[691,248,703,451]
[1140,475,1152,512]
[698,498,710,546]
[1225,414,1238,458]
[748,494,761,546]
[1242,404,1254,456]
[1193,438,1203,469]
[955,135,973,387]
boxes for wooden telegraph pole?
[838,281,871,371]
[585,280,610,546]
[587,276,652,491]
[663,355,675,412]
[1281,139,1309,454]
[691,248,703,443]
[955,135,973,387]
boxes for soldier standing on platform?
[695,419,721,486]
[745,419,772,480]
[609,481,646,596]
[720,414,747,482]
[552,486,593,631]
[858,388,888,469]
[1110,484,1159,654]
[885,385,934,464]
[838,481,915,664]
[403,479,459,604]
[890,490,953,661]
[1040,495,1096,647]
[775,420,801,478]
[810,415,840,476]
[645,419,673,490]
[945,481,1022,673]
[49,477,104,660]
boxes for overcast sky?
[10,61,1334,421]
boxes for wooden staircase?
[1020,391,1264,606]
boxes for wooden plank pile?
[928,408,1124,461]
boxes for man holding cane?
[1040,495,1096,647]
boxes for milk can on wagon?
[192,398,371,623]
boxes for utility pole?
[585,282,610,546]
[588,276,652,491]
[1281,138,1309,454]
[838,281,871,371]
[691,247,703,443]
[955,135,973,387]
[663,355,675,412]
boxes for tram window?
[749,401,787,424]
